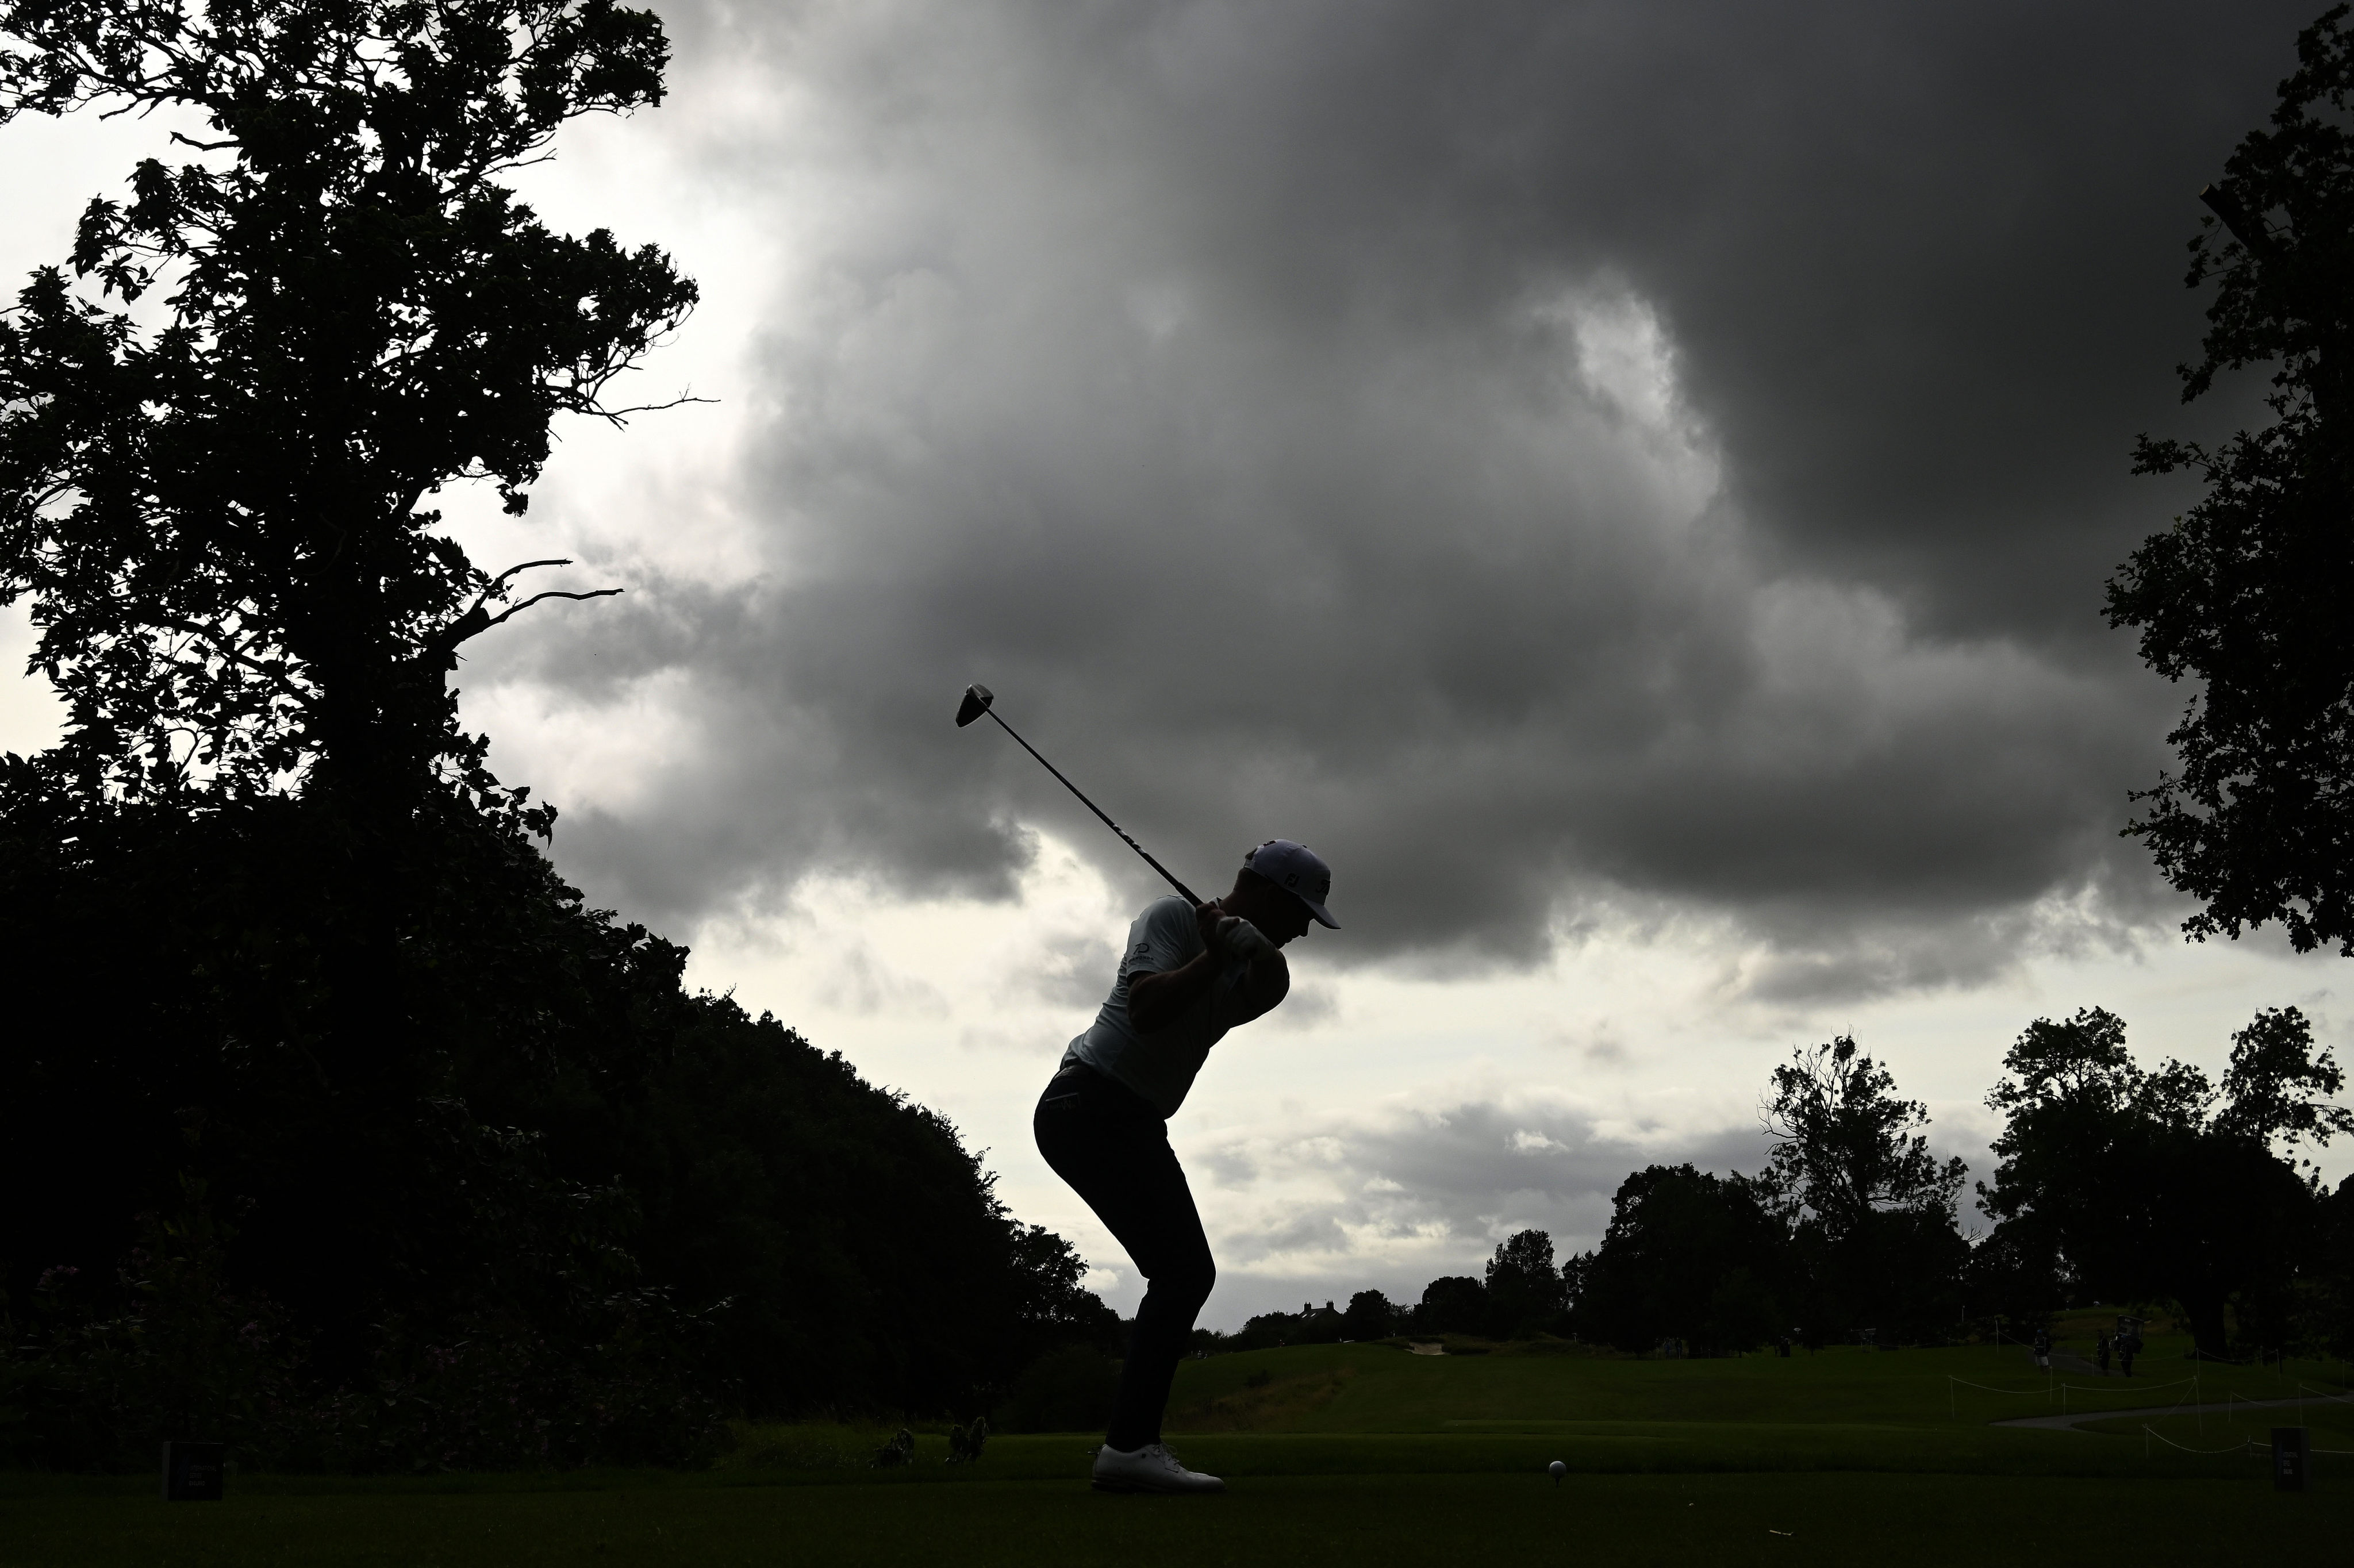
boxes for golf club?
[955,683,1203,907]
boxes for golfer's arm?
[1223,951,1289,1027]
[1126,950,1227,1033]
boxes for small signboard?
[161,1442,225,1502]
[2272,1427,2309,1493]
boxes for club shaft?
[986,710,1203,906]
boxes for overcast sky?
[3,0,2347,1325]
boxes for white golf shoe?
[1090,1442,1226,1494]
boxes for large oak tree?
[0,0,694,814]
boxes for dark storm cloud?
[477,0,2313,987]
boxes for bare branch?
[487,557,574,593]
[477,586,623,633]
[574,392,718,428]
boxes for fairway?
[4,1470,2347,1568]
[8,1337,2348,1567]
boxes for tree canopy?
[2109,3,2354,954]
[0,0,694,812]
[1758,1036,1968,1232]
[1211,1012,2350,1363]
[0,2,1106,1470]
[1565,1165,1791,1353]
[1976,1005,2349,1355]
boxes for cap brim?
[1295,893,1340,929]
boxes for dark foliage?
[1207,1242,1565,1349]
[0,785,1107,1466]
[1411,1277,1489,1338]
[1186,1016,2347,1366]
[0,2,1108,1466]
[991,1347,1119,1435]
[1224,1300,1348,1351]
[2298,1177,2354,1357]
[1976,1005,2348,1356]
[1565,1166,1792,1354]
[1341,1289,1402,1342]
[2108,5,2354,954]
[1760,1038,1969,1235]
[2,1174,728,1473]
[1483,1229,1566,1339]
[1757,1037,1970,1342]
[0,0,695,812]
[1960,1222,2075,1331]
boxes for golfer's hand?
[1129,902,1235,1032]
[1216,916,1280,963]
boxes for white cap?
[1244,839,1339,928]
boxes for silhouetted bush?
[993,1347,1120,1434]
[1342,1289,1403,1341]
[0,785,1104,1466]
[1484,1229,1568,1339]
[1412,1276,1488,1336]
[1565,1166,1792,1354]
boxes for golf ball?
[1547,1460,1566,1480]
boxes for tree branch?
[153,618,312,706]
[488,556,574,593]
[477,587,624,635]
[429,559,623,658]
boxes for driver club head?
[955,683,995,728]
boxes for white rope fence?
[2143,1425,2259,1457]
[2144,1426,2354,1458]
[1946,1374,2057,1418]
[1949,1356,2354,1457]
[2053,1374,2197,1417]
[1945,1371,2203,1420]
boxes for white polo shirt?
[1061,896,1249,1117]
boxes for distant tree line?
[1204,1018,2354,1361]
[0,0,1111,1473]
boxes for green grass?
[1163,1332,2353,1434]
[3,1468,2344,1567]
[7,1332,2350,1566]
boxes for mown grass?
[6,1329,2349,1567]
[5,1467,2344,1567]
[1163,1332,2351,1434]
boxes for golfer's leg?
[1034,1079,1215,1451]
[1101,1137,1213,1450]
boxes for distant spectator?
[2096,1334,2111,1375]
[2119,1329,2139,1378]
[2032,1325,2050,1371]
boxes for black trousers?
[1033,1061,1215,1452]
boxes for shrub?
[993,1347,1119,1434]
